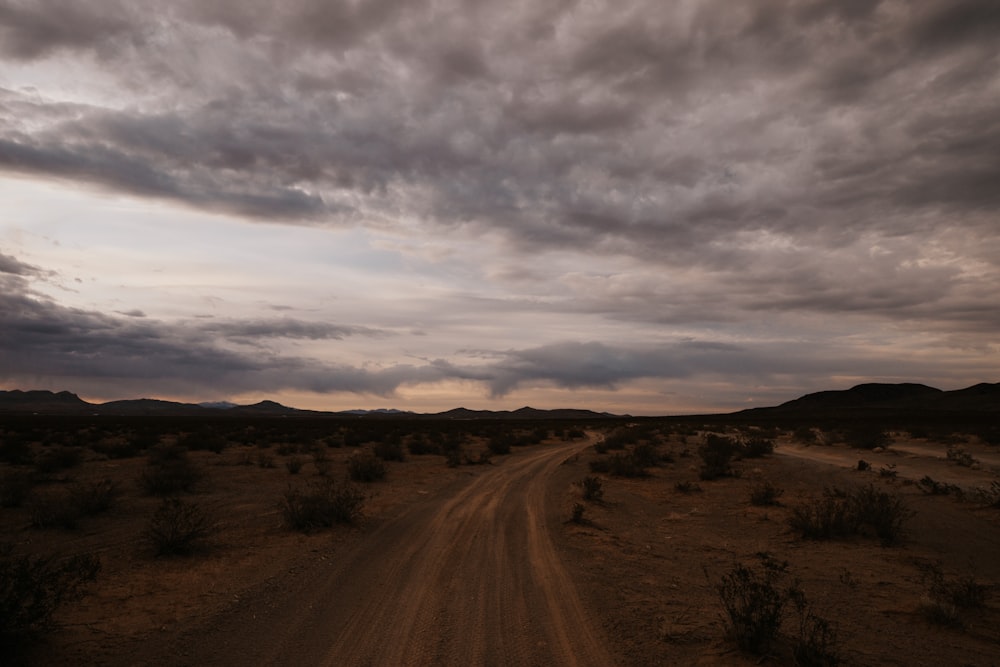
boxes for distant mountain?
[226,400,307,415]
[744,382,1000,416]
[0,390,625,418]
[98,398,210,416]
[0,390,91,414]
[199,401,238,410]
[433,406,620,420]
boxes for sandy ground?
[4,428,1000,666]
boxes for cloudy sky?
[1,0,998,414]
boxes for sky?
[1,0,998,415]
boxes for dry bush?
[138,444,201,496]
[581,475,604,502]
[715,555,789,655]
[0,544,100,653]
[144,498,213,556]
[347,450,387,482]
[750,480,784,506]
[789,485,912,546]
[282,479,365,532]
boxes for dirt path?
[122,439,611,667]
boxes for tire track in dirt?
[146,439,612,667]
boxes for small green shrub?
[571,502,586,524]
[0,544,100,651]
[347,450,387,482]
[285,456,303,474]
[675,480,702,494]
[144,498,213,556]
[282,479,365,532]
[581,476,604,502]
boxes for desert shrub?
[570,502,586,524]
[407,437,439,456]
[916,476,961,496]
[69,479,120,516]
[178,431,227,454]
[465,449,492,465]
[699,435,737,480]
[28,492,81,529]
[631,442,660,468]
[0,544,100,651]
[750,480,784,507]
[257,451,276,468]
[675,480,702,494]
[793,427,818,444]
[373,439,406,462]
[790,485,911,545]
[0,470,32,508]
[34,446,83,474]
[588,457,611,474]
[852,484,912,545]
[716,554,789,654]
[843,427,889,450]
[788,489,858,541]
[878,464,897,479]
[281,479,365,531]
[312,450,332,476]
[856,459,871,471]
[581,476,604,502]
[445,446,463,468]
[285,456,303,474]
[790,589,840,666]
[608,452,647,478]
[741,437,775,459]
[946,446,977,468]
[144,498,213,556]
[347,450,387,482]
[566,428,586,440]
[920,563,987,628]
[138,444,201,496]
[487,437,512,456]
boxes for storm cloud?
[1,0,997,411]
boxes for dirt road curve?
[144,439,612,667]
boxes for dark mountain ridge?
[1,382,996,418]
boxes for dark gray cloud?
[1,1,998,407]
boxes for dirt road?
[131,439,611,667]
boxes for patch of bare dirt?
[553,432,1000,665]
[4,426,1000,665]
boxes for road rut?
[145,439,612,667]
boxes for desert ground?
[2,418,999,665]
